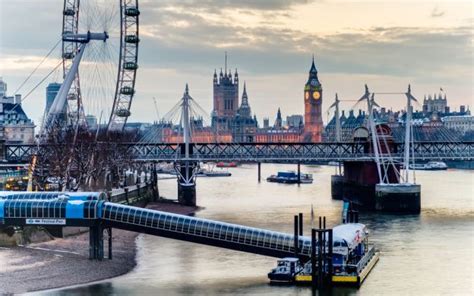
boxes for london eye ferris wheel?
[53,0,139,133]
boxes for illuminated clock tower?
[303,56,323,142]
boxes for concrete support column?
[89,224,104,260]
[177,161,197,206]
[108,227,113,260]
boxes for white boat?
[409,161,448,171]
[197,163,232,177]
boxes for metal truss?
[4,142,474,163]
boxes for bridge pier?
[331,162,344,200]
[176,161,198,206]
[331,174,344,200]
[178,182,196,206]
[257,162,261,182]
[152,163,159,201]
[297,162,301,184]
[334,160,421,213]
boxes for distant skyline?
[0,0,472,126]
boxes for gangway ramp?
[0,193,312,259]
[102,202,312,258]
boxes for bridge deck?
[4,141,473,162]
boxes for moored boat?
[268,258,303,283]
[197,163,232,177]
[266,171,313,184]
[409,161,448,171]
[216,161,238,168]
[202,170,232,177]
[268,223,379,287]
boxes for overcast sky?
[0,0,472,126]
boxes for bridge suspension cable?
[12,38,62,97]
[139,84,223,144]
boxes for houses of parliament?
[155,56,324,143]
[207,56,324,143]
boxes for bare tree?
[33,127,135,191]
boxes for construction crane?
[152,97,160,121]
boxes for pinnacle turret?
[237,81,251,118]
[306,55,321,87]
[310,54,317,74]
[242,82,248,104]
[234,68,239,83]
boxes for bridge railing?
[3,141,474,163]
[130,142,474,161]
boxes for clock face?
[310,79,318,86]
[305,91,310,100]
[313,91,321,100]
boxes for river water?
[42,164,473,295]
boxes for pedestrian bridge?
[0,192,313,259]
[4,141,474,163]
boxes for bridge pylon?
[174,160,198,206]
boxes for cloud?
[2,1,471,85]
[0,1,472,125]
[135,3,473,85]
[140,0,314,12]
[431,7,445,18]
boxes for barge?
[268,223,379,287]
[267,171,313,184]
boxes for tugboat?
[268,223,379,287]
[266,171,313,184]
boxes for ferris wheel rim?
[108,0,140,133]
[60,0,139,133]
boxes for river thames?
[40,164,473,295]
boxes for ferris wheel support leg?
[43,43,87,134]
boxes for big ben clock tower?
[303,56,323,142]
